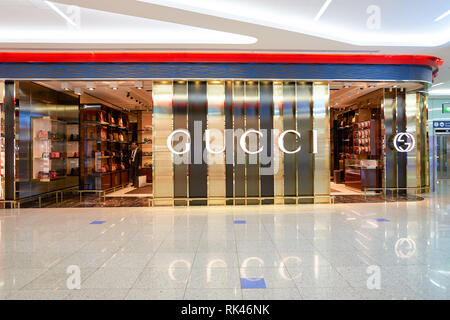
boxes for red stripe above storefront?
[0,52,443,70]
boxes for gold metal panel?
[207,81,226,205]
[312,83,330,203]
[405,93,418,188]
[232,81,246,205]
[273,82,284,204]
[244,81,260,205]
[420,93,430,189]
[0,81,4,101]
[152,82,174,205]
[383,89,398,189]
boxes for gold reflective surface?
[207,82,226,205]
[406,93,418,188]
[152,81,174,205]
[273,82,284,204]
[312,83,331,203]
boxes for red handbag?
[37,130,48,138]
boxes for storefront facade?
[0,53,442,206]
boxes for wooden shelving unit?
[80,104,131,190]
[332,103,382,191]
[137,111,152,184]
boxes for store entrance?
[329,82,384,196]
[328,81,424,197]
[436,134,450,179]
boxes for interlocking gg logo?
[393,132,415,152]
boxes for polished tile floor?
[1,182,450,300]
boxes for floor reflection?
[0,181,450,299]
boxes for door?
[436,134,450,179]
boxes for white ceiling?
[1,0,449,94]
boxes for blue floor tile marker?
[376,218,390,222]
[90,221,106,224]
[240,278,266,289]
[234,220,247,224]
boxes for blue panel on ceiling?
[0,63,432,82]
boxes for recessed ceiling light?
[61,82,70,91]
[74,87,82,95]
[109,83,118,90]
[86,82,95,91]
[344,82,352,88]
[135,81,143,89]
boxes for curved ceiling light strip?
[0,1,256,44]
[138,0,450,47]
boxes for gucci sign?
[393,132,415,152]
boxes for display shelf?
[80,104,131,191]
[333,103,382,191]
[31,116,79,183]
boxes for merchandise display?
[331,91,382,191]
[32,117,75,182]
[80,104,130,190]
[137,111,152,182]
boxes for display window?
[15,82,80,200]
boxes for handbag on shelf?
[100,129,108,140]
[37,130,48,139]
[70,167,80,176]
[37,171,50,179]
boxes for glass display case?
[16,81,79,199]
[345,159,381,190]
